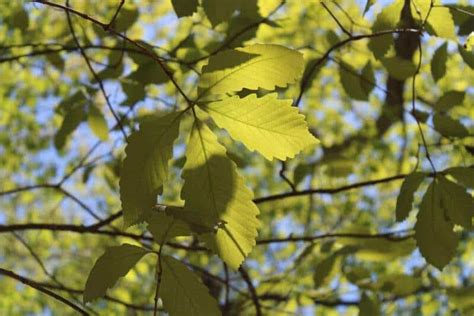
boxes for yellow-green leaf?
[160,255,221,316]
[431,42,448,82]
[181,120,259,269]
[120,112,182,227]
[87,106,108,141]
[201,93,318,161]
[198,44,304,97]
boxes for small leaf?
[458,44,474,68]
[181,120,259,269]
[363,0,376,15]
[84,244,150,303]
[427,7,457,40]
[434,90,465,111]
[339,62,368,101]
[127,62,169,86]
[438,177,474,228]
[120,112,182,227]
[313,254,338,288]
[444,167,474,188]
[433,113,469,138]
[431,42,448,82]
[411,109,430,123]
[201,93,318,160]
[46,53,65,71]
[87,106,108,141]
[396,172,426,222]
[54,104,87,150]
[368,0,404,59]
[113,7,139,32]
[9,6,29,32]
[415,180,459,270]
[160,255,221,316]
[381,56,417,80]
[359,293,380,316]
[198,44,304,97]
[202,0,240,27]
[361,61,375,96]
[171,0,199,17]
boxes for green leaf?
[9,6,29,32]
[411,109,430,123]
[363,0,376,15]
[313,254,338,289]
[431,42,448,82]
[46,53,65,71]
[84,244,150,303]
[120,112,182,227]
[465,32,474,51]
[433,113,469,138]
[160,255,221,316]
[171,0,199,17]
[438,177,474,228]
[181,120,259,269]
[448,285,474,313]
[127,62,169,86]
[87,106,108,141]
[368,0,404,59]
[147,211,191,244]
[415,180,459,270]
[372,274,422,296]
[444,167,474,188]
[54,104,87,150]
[120,80,146,106]
[396,172,426,222]
[458,44,474,68]
[361,61,375,95]
[201,93,318,161]
[433,90,465,111]
[113,7,139,33]
[339,62,369,101]
[359,293,380,316]
[202,0,240,27]
[381,56,417,80]
[198,44,304,97]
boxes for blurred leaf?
[444,166,474,188]
[431,42,448,82]
[171,0,199,17]
[359,293,380,316]
[396,172,426,222]
[415,180,458,270]
[381,56,417,80]
[438,177,474,228]
[434,90,465,111]
[87,106,108,141]
[433,113,469,138]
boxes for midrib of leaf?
[195,119,219,220]
[198,52,293,99]
[163,258,201,313]
[205,105,299,138]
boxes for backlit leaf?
[84,244,150,303]
[201,93,318,160]
[87,106,108,141]
[431,42,448,82]
[181,120,259,269]
[198,44,304,97]
[396,172,426,222]
[120,112,182,227]
[415,180,459,270]
[160,255,221,316]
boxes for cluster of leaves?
[0,0,473,315]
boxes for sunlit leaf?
[181,120,259,269]
[201,93,318,160]
[198,44,304,97]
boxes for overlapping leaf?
[84,244,150,303]
[181,120,259,269]
[395,172,426,222]
[120,112,182,227]
[160,255,221,316]
[415,180,459,270]
[200,93,317,160]
[198,44,304,97]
